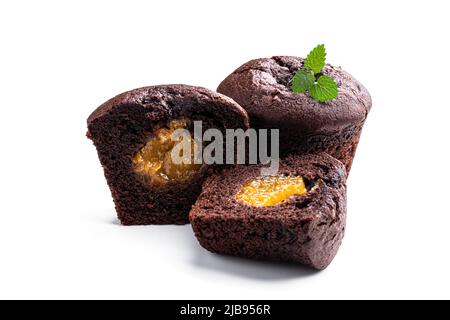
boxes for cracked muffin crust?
[217,56,372,172]
[190,153,347,270]
[87,85,249,225]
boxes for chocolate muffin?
[217,56,372,172]
[190,153,347,270]
[87,85,249,225]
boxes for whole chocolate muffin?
[190,153,347,270]
[217,56,372,172]
[87,85,249,225]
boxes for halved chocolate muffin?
[217,56,372,172]
[190,153,347,270]
[87,85,249,225]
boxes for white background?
[1,0,449,300]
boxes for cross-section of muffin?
[87,85,249,225]
[217,56,371,172]
[190,153,347,270]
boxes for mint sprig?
[291,44,338,102]
[310,75,338,102]
[304,44,326,74]
[291,70,315,93]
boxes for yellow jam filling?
[235,176,307,207]
[133,118,200,185]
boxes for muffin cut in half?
[217,56,372,173]
[87,85,249,225]
[190,153,347,270]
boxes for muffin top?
[217,56,371,135]
[88,84,249,128]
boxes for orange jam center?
[133,118,200,185]
[235,176,307,207]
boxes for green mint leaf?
[304,44,326,74]
[291,70,315,93]
[309,75,338,102]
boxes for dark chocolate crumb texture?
[190,153,347,270]
[87,85,249,225]
[217,56,372,172]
